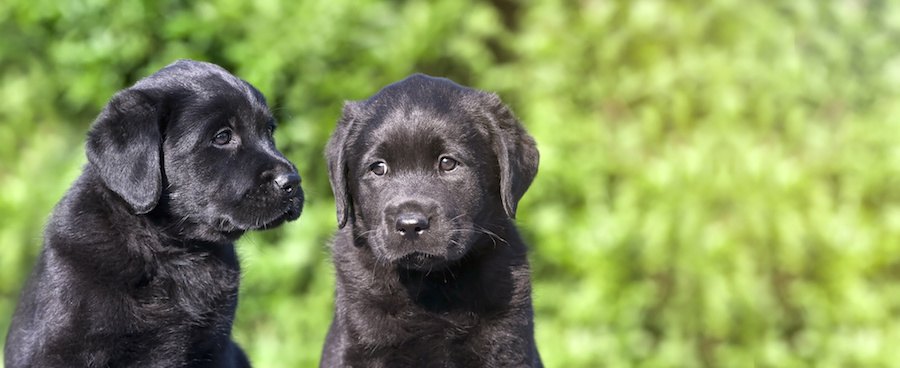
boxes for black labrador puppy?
[4,60,303,368]
[320,74,542,367]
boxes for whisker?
[353,229,379,241]
[446,226,509,247]
[445,262,456,280]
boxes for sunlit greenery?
[3,1,900,366]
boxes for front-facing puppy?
[4,60,303,368]
[321,74,542,367]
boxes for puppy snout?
[262,167,301,196]
[274,172,301,194]
[396,212,429,239]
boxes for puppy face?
[86,60,303,241]
[351,106,498,270]
[327,75,538,270]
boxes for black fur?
[4,60,303,368]
[320,74,541,367]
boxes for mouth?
[215,193,304,232]
[257,196,304,229]
[395,251,447,270]
[264,203,302,228]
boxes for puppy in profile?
[4,60,303,368]
[320,74,542,367]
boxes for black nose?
[396,212,429,238]
[273,173,301,194]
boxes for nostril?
[274,173,301,193]
[396,213,429,237]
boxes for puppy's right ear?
[86,89,163,215]
[326,101,362,228]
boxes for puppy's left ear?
[480,93,539,219]
[86,89,163,214]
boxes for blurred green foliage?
[3,0,900,366]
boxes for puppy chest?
[131,261,240,325]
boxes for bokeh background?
[3,0,900,366]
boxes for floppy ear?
[481,93,539,219]
[85,89,163,214]
[326,101,363,228]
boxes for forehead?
[176,88,269,124]
[363,105,487,156]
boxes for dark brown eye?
[439,157,458,172]
[213,129,232,146]
[370,162,387,176]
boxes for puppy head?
[327,74,538,270]
[86,60,303,241]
